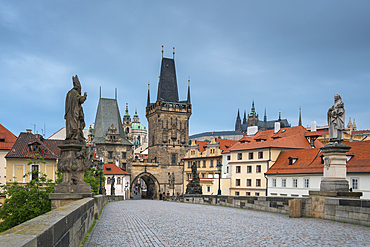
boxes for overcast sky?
[1,1,369,137]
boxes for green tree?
[0,154,55,232]
[84,167,105,195]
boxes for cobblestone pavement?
[84,200,370,247]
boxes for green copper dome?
[132,122,146,130]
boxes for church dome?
[132,122,146,131]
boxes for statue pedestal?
[50,141,92,210]
[320,143,351,192]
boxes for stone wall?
[325,198,370,226]
[170,195,312,217]
[0,195,124,247]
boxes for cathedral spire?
[243,110,247,124]
[264,107,267,122]
[235,109,242,132]
[298,107,302,126]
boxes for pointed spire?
[249,100,257,117]
[235,109,242,132]
[147,83,150,107]
[278,111,282,121]
[237,108,240,118]
[298,107,302,126]
[347,117,352,128]
[134,107,139,118]
[156,57,179,103]
[123,103,131,122]
[187,77,191,104]
[264,108,267,122]
[100,86,101,99]
[353,119,357,130]
[243,110,247,124]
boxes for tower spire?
[147,83,150,107]
[264,107,267,122]
[243,110,247,124]
[156,56,179,103]
[298,107,302,126]
[235,109,242,132]
[187,77,191,104]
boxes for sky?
[1,1,369,138]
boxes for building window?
[272,178,276,187]
[256,165,261,173]
[258,151,263,159]
[210,149,215,154]
[282,178,286,188]
[187,173,191,180]
[117,177,121,184]
[172,154,177,165]
[210,160,214,167]
[256,179,261,187]
[255,192,260,196]
[122,163,126,170]
[187,162,191,168]
[247,179,251,187]
[107,177,111,184]
[247,166,252,173]
[202,160,206,168]
[237,153,242,160]
[236,179,241,186]
[246,192,251,196]
[108,151,113,159]
[226,166,229,173]
[304,178,309,188]
[197,161,200,168]
[249,152,253,160]
[31,165,39,181]
[351,178,358,190]
[191,150,195,155]
[122,152,126,159]
[236,166,241,173]
[235,191,240,196]
[293,178,298,188]
[207,186,211,192]
[227,155,231,161]
[201,173,205,178]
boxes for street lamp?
[172,172,175,196]
[98,160,104,195]
[216,161,223,195]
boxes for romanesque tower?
[146,56,192,165]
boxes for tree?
[0,154,55,232]
[84,167,105,195]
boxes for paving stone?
[84,200,370,246]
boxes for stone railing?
[0,195,124,247]
[168,194,312,217]
[170,195,370,226]
[325,198,370,226]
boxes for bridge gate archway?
[131,172,160,199]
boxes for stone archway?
[131,172,160,200]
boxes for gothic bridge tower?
[129,52,191,199]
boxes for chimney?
[26,129,32,134]
[311,121,317,132]
[247,126,258,136]
[274,122,280,133]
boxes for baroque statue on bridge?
[327,94,345,144]
[65,75,87,142]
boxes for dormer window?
[288,157,298,165]
[0,139,5,142]
[347,154,354,162]
[106,167,111,171]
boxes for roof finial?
[99,86,101,99]
[298,107,302,126]
[162,45,164,58]
[173,47,175,59]
[147,82,150,107]
[115,88,117,100]
[187,76,191,104]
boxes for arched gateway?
[131,172,160,199]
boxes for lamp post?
[216,161,223,196]
[98,160,104,195]
[172,172,175,196]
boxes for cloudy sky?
[1,1,369,137]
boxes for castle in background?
[235,100,290,133]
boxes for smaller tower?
[247,100,259,127]
[298,107,302,126]
[243,110,247,125]
[122,104,132,136]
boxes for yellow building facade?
[183,138,237,195]
[5,131,61,184]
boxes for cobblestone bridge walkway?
[84,200,370,246]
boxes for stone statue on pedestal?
[327,94,345,144]
[185,162,202,194]
[111,175,116,195]
[53,75,92,195]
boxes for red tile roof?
[229,126,323,152]
[0,124,17,150]
[266,140,370,175]
[353,130,370,135]
[216,138,238,153]
[195,141,208,153]
[103,163,130,175]
[5,132,62,160]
